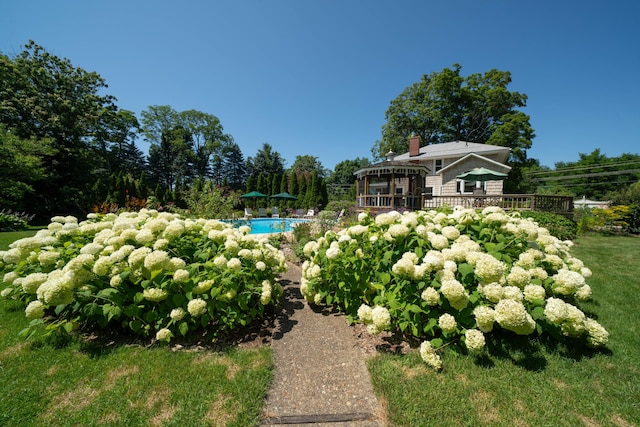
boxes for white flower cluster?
[296,206,609,370]
[419,340,442,370]
[357,304,391,335]
[1,209,289,343]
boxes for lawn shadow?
[480,330,611,371]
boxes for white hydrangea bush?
[0,210,287,342]
[300,206,608,370]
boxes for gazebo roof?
[354,159,430,179]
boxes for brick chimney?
[409,134,421,157]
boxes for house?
[354,135,512,210]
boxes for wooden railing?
[356,194,573,214]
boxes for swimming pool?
[231,218,310,234]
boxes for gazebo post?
[390,172,396,209]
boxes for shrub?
[0,210,33,231]
[0,210,287,342]
[575,205,637,235]
[521,210,577,240]
[300,207,608,370]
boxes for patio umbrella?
[240,191,268,208]
[456,167,508,182]
[270,192,298,201]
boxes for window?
[423,186,433,199]
[457,180,478,194]
[434,159,443,173]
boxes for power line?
[532,169,640,182]
[527,160,640,176]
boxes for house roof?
[394,140,511,163]
[439,153,511,175]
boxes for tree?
[246,143,285,177]
[529,150,640,200]
[326,157,370,201]
[219,142,247,190]
[289,155,328,179]
[179,109,233,179]
[145,123,195,191]
[0,41,127,217]
[0,126,55,211]
[372,64,534,165]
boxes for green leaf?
[173,293,186,307]
[531,306,545,320]
[457,263,475,278]
[144,310,158,323]
[382,250,394,266]
[123,304,140,318]
[179,321,189,336]
[408,304,422,314]
[97,288,119,298]
[83,302,100,316]
[129,319,142,332]
[379,272,391,285]
[430,338,443,348]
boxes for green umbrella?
[240,191,268,208]
[240,191,268,198]
[456,167,508,182]
[270,192,298,200]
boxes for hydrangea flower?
[584,318,609,348]
[170,307,185,321]
[143,287,169,302]
[25,300,46,319]
[494,299,536,335]
[155,328,172,342]
[193,279,214,294]
[473,306,495,332]
[173,269,190,283]
[523,284,546,303]
[464,329,486,352]
[144,250,170,272]
[187,298,208,317]
[419,341,442,371]
[421,287,441,305]
[438,313,457,334]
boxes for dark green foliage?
[373,64,534,165]
[520,211,577,240]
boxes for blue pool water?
[231,218,310,234]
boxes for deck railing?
[356,194,573,214]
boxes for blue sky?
[1,1,638,170]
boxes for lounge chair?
[258,208,267,217]
[271,207,279,218]
[244,207,253,218]
[303,209,315,218]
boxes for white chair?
[271,207,279,218]
[258,207,267,217]
[244,207,253,218]
[303,209,315,218]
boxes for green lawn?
[0,229,272,427]
[367,234,640,426]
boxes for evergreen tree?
[246,174,255,192]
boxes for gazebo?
[354,152,430,211]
